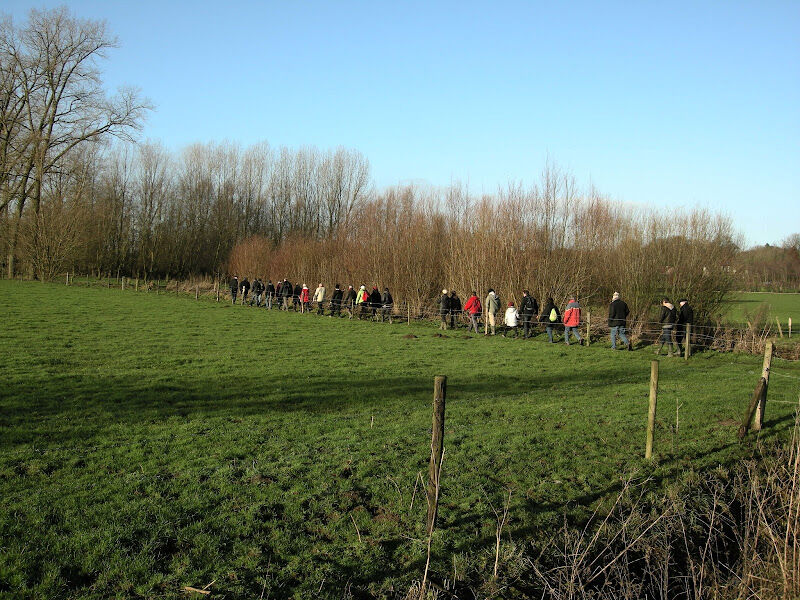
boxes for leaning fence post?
[684,323,692,360]
[739,377,767,439]
[752,341,773,432]
[645,361,659,460]
[776,317,784,338]
[427,375,446,535]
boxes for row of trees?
[227,168,740,324]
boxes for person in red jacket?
[563,296,582,346]
[463,291,482,334]
[300,284,310,313]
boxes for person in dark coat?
[608,292,631,350]
[240,277,250,305]
[330,284,344,316]
[266,280,275,309]
[519,289,539,339]
[368,286,382,320]
[293,283,302,311]
[540,296,561,343]
[449,290,462,329]
[380,288,394,323]
[676,298,694,354]
[343,285,357,319]
[656,297,678,356]
[439,289,450,330]
[230,276,239,305]
[280,279,292,310]
[250,278,264,306]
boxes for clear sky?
[4,1,799,246]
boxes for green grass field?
[1,281,799,598]
[723,291,800,330]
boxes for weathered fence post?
[586,312,591,346]
[684,323,692,360]
[135,277,139,292]
[752,341,773,432]
[215,277,220,302]
[121,277,125,291]
[776,317,784,338]
[789,317,792,338]
[195,283,199,300]
[427,375,446,535]
[645,361,659,460]
[739,377,767,439]
[408,304,411,325]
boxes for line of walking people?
[229,275,694,353]
[229,276,395,321]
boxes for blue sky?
[5,1,799,246]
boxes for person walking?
[449,290,462,330]
[563,296,582,345]
[330,284,343,316]
[656,297,678,356]
[292,283,302,311]
[519,289,539,339]
[313,283,326,315]
[484,289,499,335]
[230,276,239,305]
[608,292,631,350]
[300,284,310,313]
[369,286,382,320]
[540,296,561,342]
[279,279,290,310]
[355,285,369,319]
[240,277,251,305]
[381,287,394,322]
[343,285,357,318]
[464,291,482,334]
[251,278,264,306]
[503,302,520,338]
[439,289,450,330]
[265,279,275,309]
[676,298,694,354]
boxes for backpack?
[549,308,558,322]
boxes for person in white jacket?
[313,283,326,314]
[503,302,520,338]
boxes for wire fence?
[55,273,799,358]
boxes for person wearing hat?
[608,292,631,350]
[484,288,500,335]
[439,289,450,330]
[519,289,539,339]
[656,297,678,356]
[300,284,310,313]
[355,285,369,319]
[380,287,394,323]
[330,284,343,317]
[503,301,520,338]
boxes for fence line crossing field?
[1,281,798,598]
[723,291,800,330]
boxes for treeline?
[228,168,739,325]
[732,235,800,292]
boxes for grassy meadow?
[1,280,799,598]
[723,291,800,330]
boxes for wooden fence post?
[65,273,69,286]
[752,341,773,432]
[426,375,447,535]
[195,283,199,300]
[684,323,691,360]
[135,277,139,292]
[789,317,792,338]
[408,304,411,325]
[645,361,659,460]
[215,278,220,302]
[738,377,767,439]
[586,312,591,346]
[776,317,784,338]
[121,277,125,291]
